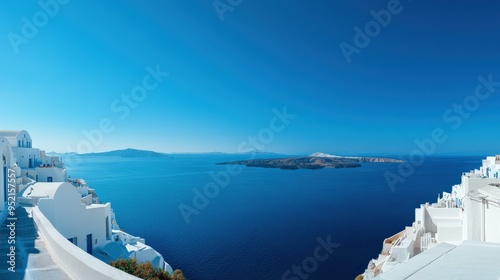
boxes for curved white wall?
[32,207,140,280]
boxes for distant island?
[217,152,403,170]
[79,148,170,158]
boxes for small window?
[47,177,53,182]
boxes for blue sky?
[1,0,500,155]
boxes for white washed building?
[1,130,173,276]
[22,182,113,252]
[0,136,16,211]
[0,130,68,205]
[21,179,173,274]
[364,155,500,279]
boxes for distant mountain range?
[80,148,170,158]
[47,149,280,157]
[48,149,170,158]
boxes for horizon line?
[46,148,495,157]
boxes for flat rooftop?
[375,241,500,280]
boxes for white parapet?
[32,207,141,280]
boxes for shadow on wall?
[0,207,42,280]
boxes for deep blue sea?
[63,154,483,280]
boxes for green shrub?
[110,258,186,280]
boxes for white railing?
[420,232,436,252]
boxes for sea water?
[64,154,483,280]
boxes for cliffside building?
[364,155,500,279]
[1,130,173,277]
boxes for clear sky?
[1,0,500,155]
